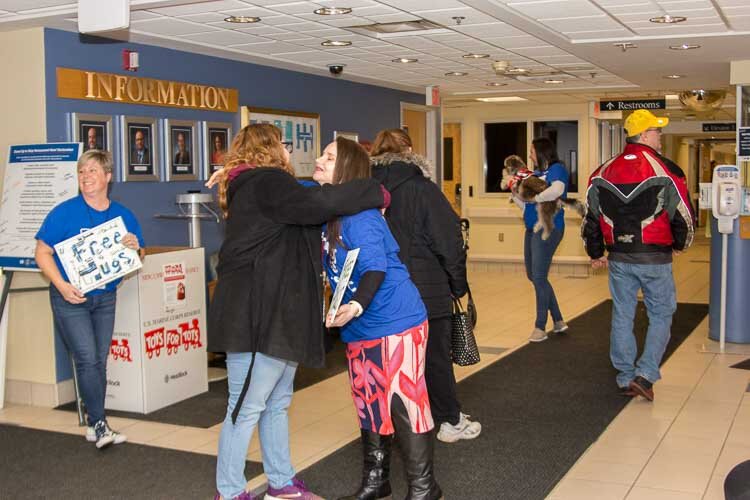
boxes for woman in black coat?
[370,129,481,445]
[207,124,384,500]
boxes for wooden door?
[403,109,427,156]
[443,123,461,214]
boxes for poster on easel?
[0,143,81,270]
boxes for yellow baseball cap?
[624,109,669,136]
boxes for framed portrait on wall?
[203,122,232,177]
[241,107,319,178]
[165,119,197,181]
[122,116,159,181]
[72,113,112,152]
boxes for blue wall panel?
[44,28,422,381]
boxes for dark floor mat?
[57,337,348,428]
[296,300,709,500]
[730,358,750,370]
[0,424,262,500]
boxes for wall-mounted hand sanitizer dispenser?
[712,165,741,234]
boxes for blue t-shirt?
[35,195,145,295]
[323,209,427,343]
[523,162,570,231]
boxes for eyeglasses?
[282,141,293,153]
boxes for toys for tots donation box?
[106,247,208,413]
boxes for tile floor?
[2,236,748,499]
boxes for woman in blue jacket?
[513,137,570,343]
[314,137,441,500]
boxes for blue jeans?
[50,286,116,426]
[608,261,677,388]
[524,228,564,330]
[216,352,298,498]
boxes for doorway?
[401,103,440,181]
[443,123,461,213]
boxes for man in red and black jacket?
[582,109,694,402]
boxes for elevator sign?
[599,99,666,111]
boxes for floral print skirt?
[346,320,433,435]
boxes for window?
[484,122,527,193]
[533,121,579,193]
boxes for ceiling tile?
[149,1,248,16]
[540,16,621,33]
[184,29,263,46]
[131,17,221,36]
[265,2,319,15]
[229,40,309,54]
[377,0,467,9]
[360,13,421,23]
[414,7,500,26]
[2,0,74,12]
[508,0,603,19]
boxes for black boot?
[338,430,393,500]
[391,397,443,500]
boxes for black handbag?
[451,290,480,366]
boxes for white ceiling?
[0,0,748,106]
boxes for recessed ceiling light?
[463,53,489,59]
[506,68,528,74]
[392,57,418,63]
[314,7,353,15]
[477,96,528,102]
[650,14,687,24]
[225,15,261,23]
[445,71,468,76]
[544,79,564,84]
[486,82,508,87]
[664,74,684,79]
[669,43,700,50]
[665,94,680,100]
[321,40,351,47]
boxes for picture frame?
[165,119,198,181]
[122,116,159,181]
[203,122,232,178]
[242,106,320,178]
[333,131,359,142]
[72,113,112,153]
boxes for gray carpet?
[295,300,709,500]
[0,424,262,499]
[56,336,348,428]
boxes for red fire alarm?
[122,49,139,71]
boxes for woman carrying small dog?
[511,137,570,343]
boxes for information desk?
[106,247,208,413]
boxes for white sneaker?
[436,413,482,443]
[553,320,569,333]
[87,422,127,446]
[529,328,548,342]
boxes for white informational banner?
[0,274,7,409]
[54,216,142,294]
[326,248,359,324]
[106,248,208,413]
[0,143,81,270]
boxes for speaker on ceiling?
[78,0,130,34]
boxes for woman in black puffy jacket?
[370,129,482,445]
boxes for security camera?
[328,64,345,76]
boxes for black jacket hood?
[371,152,432,192]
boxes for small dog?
[504,164,585,240]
